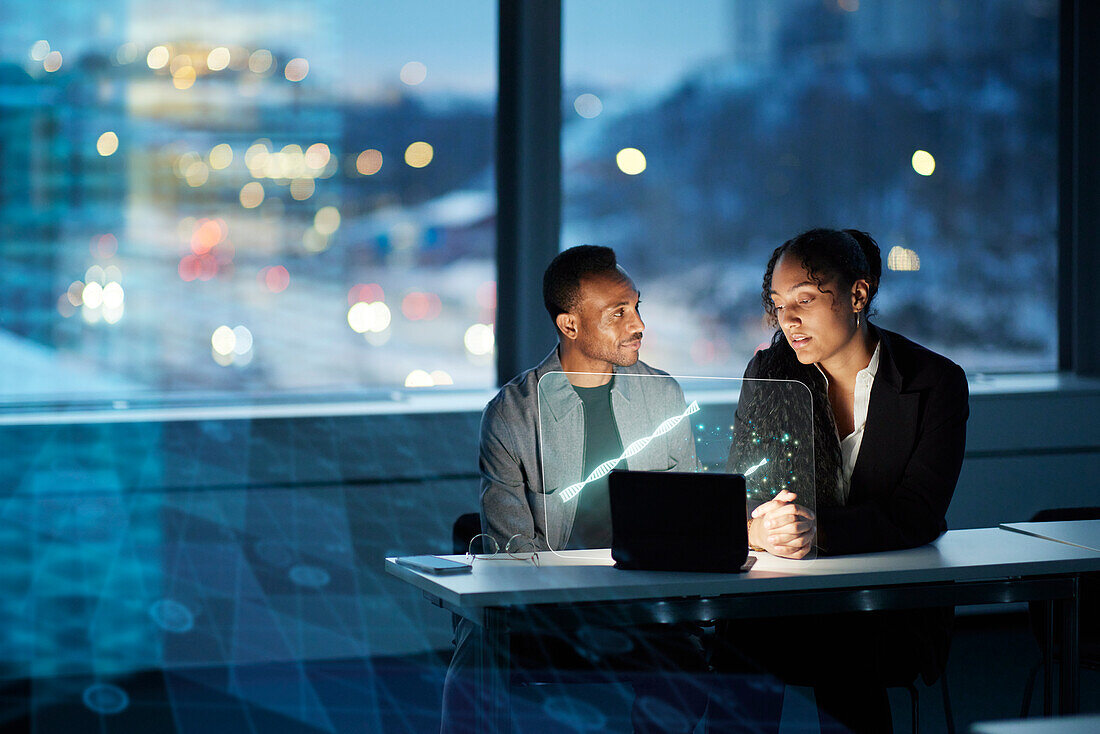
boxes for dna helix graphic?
[743,457,769,476]
[559,400,701,502]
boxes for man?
[481,245,697,553]
[441,245,708,734]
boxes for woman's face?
[768,254,860,366]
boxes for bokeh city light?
[615,147,646,175]
[285,58,309,82]
[911,150,936,176]
[404,142,434,168]
[356,149,383,175]
[574,93,603,118]
[97,132,119,157]
[400,61,427,86]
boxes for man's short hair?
[542,245,619,322]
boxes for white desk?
[970,714,1100,734]
[1000,519,1100,552]
[386,528,1100,731]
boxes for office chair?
[886,676,955,734]
[452,512,483,556]
[876,611,956,734]
[1019,507,1100,716]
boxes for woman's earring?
[855,310,861,330]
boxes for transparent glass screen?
[537,372,815,561]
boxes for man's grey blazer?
[478,348,699,551]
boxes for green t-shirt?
[567,377,625,549]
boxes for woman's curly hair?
[761,228,882,328]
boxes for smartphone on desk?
[395,555,473,575]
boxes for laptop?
[608,469,748,573]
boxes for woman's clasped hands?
[749,489,816,560]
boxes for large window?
[0,1,496,402]
[563,0,1059,376]
[0,0,1068,407]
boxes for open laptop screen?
[609,469,748,573]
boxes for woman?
[713,228,970,733]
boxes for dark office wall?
[952,385,1100,527]
[0,411,481,493]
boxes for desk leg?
[1058,576,1080,715]
[1042,599,1054,717]
[481,608,511,734]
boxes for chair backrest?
[452,512,482,556]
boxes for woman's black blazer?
[739,325,969,555]
[817,327,969,555]
[734,326,970,683]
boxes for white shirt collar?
[861,340,882,381]
[816,340,881,503]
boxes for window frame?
[1059,0,1100,376]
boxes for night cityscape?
[0,0,1057,403]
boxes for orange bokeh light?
[191,218,227,255]
[476,281,496,310]
[91,233,118,259]
[197,254,219,280]
[179,253,220,281]
[179,255,198,281]
[263,265,290,293]
[348,283,384,306]
[401,291,442,321]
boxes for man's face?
[571,272,645,367]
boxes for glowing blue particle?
[541,694,607,731]
[149,599,194,633]
[289,564,330,589]
[82,683,129,715]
